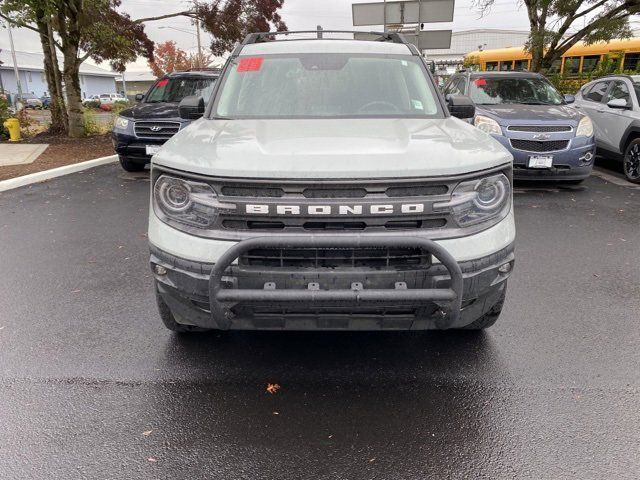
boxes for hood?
[120,102,180,120]
[476,104,583,125]
[153,117,512,179]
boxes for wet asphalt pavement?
[0,162,639,479]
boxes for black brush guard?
[209,236,463,330]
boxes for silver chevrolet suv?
[148,30,516,333]
[574,74,640,183]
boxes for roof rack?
[241,28,410,46]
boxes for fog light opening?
[154,264,168,276]
[498,262,512,274]
[580,151,594,164]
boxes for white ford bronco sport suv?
[149,30,515,332]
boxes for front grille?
[510,139,569,152]
[508,125,572,133]
[134,121,180,139]
[240,247,430,268]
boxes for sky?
[0,0,533,72]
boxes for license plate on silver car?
[528,155,553,168]
[146,145,161,156]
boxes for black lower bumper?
[151,238,514,331]
[112,131,165,164]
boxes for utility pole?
[6,20,23,105]
[195,20,203,69]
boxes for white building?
[0,50,119,100]
[423,28,530,73]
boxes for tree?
[0,0,68,133]
[1,0,153,137]
[136,0,287,56]
[149,41,191,77]
[475,0,640,72]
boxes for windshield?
[469,77,564,105]
[213,53,441,118]
[146,76,217,104]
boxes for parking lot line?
[0,154,117,193]
[592,167,640,188]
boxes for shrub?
[83,108,103,136]
[0,96,10,140]
[84,100,101,109]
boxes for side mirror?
[446,94,475,119]
[607,98,629,109]
[135,93,144,102]
[564,94,575,104]
[179,96,205,120]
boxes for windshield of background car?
[213,53,442,118]
[146,77,217,103]
[469,77,565,105]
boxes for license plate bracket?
[528,155,553,168]
[146,145,161,156]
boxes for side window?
[514,59,529,71]
[605,81,631,106]
[485,61,498,71]
[584,81,610,103]
[564,57,580,75]
[445,77,465,96]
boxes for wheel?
[460,286,507,330]
[156,289,210,333]
[118,155,146,172]
[623,139,640,183]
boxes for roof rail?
[240,29,410,46]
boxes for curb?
[0,154,118,193]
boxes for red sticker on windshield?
[474,79,487,86]
[156,79,169,87]
[237,57,263,72]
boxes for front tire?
[118,155,146,172]
[623,139,640,184]
[460,286,507,330]
[156,289,210,333]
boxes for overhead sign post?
[352,0,454,26]
[352,0,454,50]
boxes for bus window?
[549,58,562,74]
[514,59,529,71]
[486,61,498,71]
[624,53,640,72]
[582,55,600,73]
[499,61,513,71]
[564,57,580,75]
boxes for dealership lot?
[0,163,639,479]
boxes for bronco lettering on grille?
[244,203,426,215]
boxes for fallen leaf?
[142,430,153,436]
[369,458,376,463]
[0,326,5,330]
[272,412,279,415]
[266,383,281,394]
[147,457,157,463]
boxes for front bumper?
[112,130,165,164]
[151,238,514,331]
[492,135,596,181]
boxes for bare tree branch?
[134,10,196,24]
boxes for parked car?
[112,70,219,171]
[444,71,596,183]
[21,93,43,109]
[574,74,640,183]
[148,31,515,333]
[99,93,127,105]
[82,95,101,106]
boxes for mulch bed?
[0,133,114,182]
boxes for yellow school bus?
[466,37,640,75]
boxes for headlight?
[434,173,511,227]
[576,116,593,137]
[153,175,237,230]
[474,115,502,136]
[114,116,130,129]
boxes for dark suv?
[112,70,219,172]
